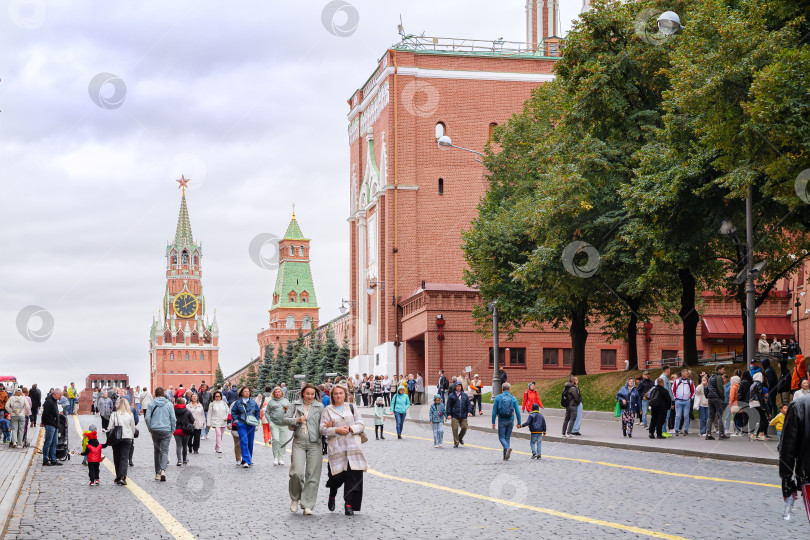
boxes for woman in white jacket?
[208,391,230,453]
[107,399,137,485]
[186,393,206,455]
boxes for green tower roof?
[272,261,318,308]
[284,215,307,240]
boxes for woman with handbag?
[208,391,229,453]
[283,383,324,515]
[320,385,367,515]
[230,386,260,468]
[265,386,290,466]
[186,393,205,455]
[107,398,136,485]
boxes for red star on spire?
[176,175,190,194]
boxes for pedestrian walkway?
[0,425,42,535]
[362,402,781,465]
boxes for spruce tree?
[334,332,350,376]
[320,325,340,380]
[257,344,274,391]
[245,361,259,395]
[303,330,324,383]
[287,348,306,387]
[214,365,224,387]
[272,339,293,387]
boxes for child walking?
[374,397,388,440]
[80,425,103,486]
[518,403,546,459]
[769,404,788,451]
[80,425,96,465]
[0,413,10,444]
[428,394,446,448]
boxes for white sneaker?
[273,458,279,465]
[242,462,250,468]
[290,500,298,513]
[155,474,161,481]
[236,461,242,466]
[302,508,313,515]
[279,459,285,466]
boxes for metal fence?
[286,390,300,403]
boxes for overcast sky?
[0,0,583,391]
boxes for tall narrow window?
[285,315,295,329]
[299,246,304,256]
[438,178,444,195]
[302,316,312,330]
[182,251,189,264]
[489,122,498,140]
[289,245,294,256]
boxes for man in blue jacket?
[446,382,473,448]
[492,383,521,460]
[145,387,176,482]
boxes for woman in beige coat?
[5,388,31,448]
[320,385,367,515]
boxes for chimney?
[526,0,561,51]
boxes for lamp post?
[489,301,502,398]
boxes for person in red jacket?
[522,382,544,413]
[81,427,103,486]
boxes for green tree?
[244,361,259,395]
[320,325,340,379]
[334,332,350,376]
[257,344,274,391]
[304,329,324,383]
[272,340,292,387]
[214,365,224,387]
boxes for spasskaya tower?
[149,177,220,390]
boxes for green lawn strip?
[483,361,758,412]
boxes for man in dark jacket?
[437,370,449,402]
[445,382,472,447]
[225,385,239,405]
[41,389,63,466]
[29,384,42,427]
[648,378,671,439]
[705,366,728,440]
[562,377,581,437]
[761,359,778,415]
[499,368,508,384]
[779,397,809,503]
[637,372,654,428]
[198,384,213,439]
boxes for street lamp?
[489,300,502,398]
[657,11,684,35]
[367,280,385,295]
[338,299,355,314]
[436,135,485,161]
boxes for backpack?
[497,394,513,418]
[560,386,570,408]
[178,410,194,435]
[648,387,661,408]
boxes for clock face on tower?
[173,292,199,318]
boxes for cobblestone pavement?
[3,414,806,539]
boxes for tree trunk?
[570,304,589,376]
[626,297,641,370]
[678,268,700,366]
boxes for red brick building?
[344,6,796,388]
[79,373,129,413]
[148,181,220,391]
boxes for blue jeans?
[572,403,583,433]
[674,400,691,432]
[698,406,709,435]
[236,423,255,465]
[203,411,209,437]
[432,422,444,446]
[497,419,513,455]
[641,399,649,426]
[68,398,76,414]
[530,433,543,456]
[43,425,58,462]
[394,412,406,436]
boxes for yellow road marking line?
[367,467,689,540]
[71,416,194,540]
[389,431,779,489]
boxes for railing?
[286,390,300,403]
[392,35,536,55]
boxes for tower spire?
[173,184,194,248]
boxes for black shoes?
[345,505,354,516]
[328,498,335,512]
[129,461,134,467]
[397,435,402,439]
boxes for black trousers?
[188,429,201,452]
[30,406,39,425]
[408,390,416,403]
[327,463,363,511]
[129,438,135,463]
[472,395,482,413]
[101,416,110,430]
[361,394,369,407]
[112,439,132,480]
[383,392,391,406]
[649,408,666,437]
[88,462,100,482]
[374,425,383,438]
[562,405,577,435]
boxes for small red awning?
[701,315,795,340]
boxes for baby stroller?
[55,414,70,461]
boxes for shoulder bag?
[348,404,368,444]
[107,412,123,445]
[241,401,259,427]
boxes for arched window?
[489,122,498,140]
[302,316,312,330]
[185,371,189,374]
[182,250,189,264]
[285,315,295,329]
[299,246,304,256]
[301,291,308,303]
[438,178,444,195]
[200,352,204,360]
[170,251,178,265]
[193,255,198,266]
[185,353,189,360]
[289,245,294,256]
[170,371,174,374]
[164,330,172,343]
[289,292,297,303]
[170,353,174,360]
[435,122,446,140]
